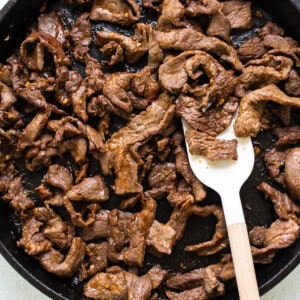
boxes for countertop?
[0,0,299,299]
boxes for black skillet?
[0,0,300,299]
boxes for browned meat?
[38,12,67,46]
[144,265,168,289]
[186,129,238,161]
[0,82,16,110]
[274,126,300,147]
[90,0,140,26]
[43,164,73,192]
[39,237,86,277]
[143,0,161,11]
[222,0,253,30]
[70,13,92,61]
[174,138,206,202]
[108,196,156,267]
[285,70,300,96]
[59,137,87,164]
[154,29,242,70]
[100,41,124,65]
[34,207,74,249]
[234,84,300,137]
[185,0,222,16]
[285,148,300,201]
[147,162,176,198]
[257,182,295,220]
[20,32,69,71]
[67,176,109,202]
[79,242,108,281]
[207,12,231,42]
[259,21,285,38]
[82,210,110,241]
[238,37,267,62]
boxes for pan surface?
[0,0,300,299]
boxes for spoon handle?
[227,222,260,300]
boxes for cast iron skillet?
[0,1,300,299]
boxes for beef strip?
[234,84,300,137]
[59,137,87,164]
[108,196,157,267]
[34,207,75,249]
[185,0,222,16]
[285,148,300,201]
[82,210,110,241]
[259,21,285,38]
[274,126,300,147]
[70,13,92,61]
[39,237,86,277]
[0,82,16,110]
[38,12,67,47]
[79,242,108,281]
[100,41,124,66]
[186,129,238,161]
[222,0,253,30]
[207,12,231,43]
[144,265,167,289]
[99,93,175,194]
[257,182,295,220]
[285,70,300,96]
[147,162,176,199]
[154,28,242,70]
[67,176,109,202]
[238,37,267,62]
[90,0,140,26]
[174,136,206,202]
[43,164,73,192]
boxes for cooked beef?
[285,148,300,201]
[70,13,92,61]
[144,265,167,289]
[79,242,108,281]
[285,70,300,96]
[90,0,140,26]
[207,12,231,42]
[0,82,16,110]
[222,0,253,30]
[157,0,185,31]
[82,210,110,241]
[38,12,67,47]
[274,126,300,147]
[143,0,161,11]
[257,182,295,220]
[119,193,141,210]
[154,29,242,70]
[67,176,109,202]
[59,137,87,164]
[34,207,75,249]
[43,164,73,192]
[185,0,222,16]
[234,84,300,137]
[186,129,238,161]
[39,237,86,277]
[100,41,124,65]
[108,196,156,266]
[174,138,206,202]
[238,37,267,62]
[259,21,285,38]
[147,162,176,198]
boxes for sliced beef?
[100,41,124,66]
[258,21,285,38]
[82,210,110,241]
[38,12,67,47]
[59,137,87,164]
[144,265,167,289]
[90,0,140,26]
[143,0,161,11]
[66,176,109,202]
[274,126,300,147]
[207,12,231,43]
[33,207,75,249]
[285,148,300,201]
[39,237,86,278]
[222,0,253,30]
[79,242,108,281]
[257,182,295,220]
[147,162,176,198]
[285,70,300,96]
[186,129,238,161]
[43,164,73,192]
[238,37,267,62]
[154,29,242,70]
[185,0,222,16]
[0,82,16,110]
[234,84,300,137]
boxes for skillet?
[0,0,300,299]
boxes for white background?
[0,0,299,299]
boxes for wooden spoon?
[182,115,260,300]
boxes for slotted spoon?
[182,114,260,300]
